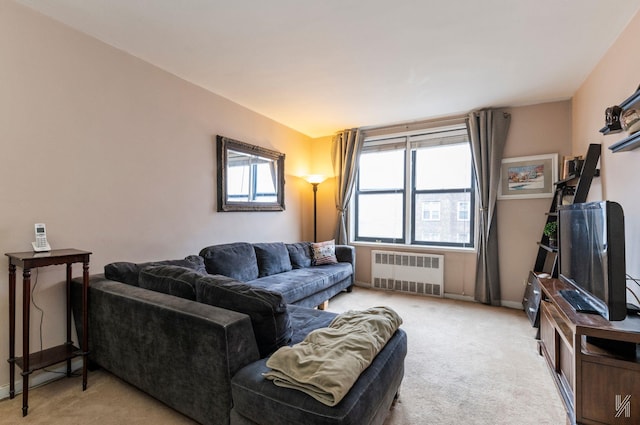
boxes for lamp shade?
[305,174,326,185]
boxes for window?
[354,126,475,248]
[227,159,277,202]
[422,202,441,221]
[457,201,470,221]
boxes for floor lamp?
[305,175,326,242]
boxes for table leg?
[82,261,89,390]
[66,264,72,377]
[22,268,31,417]
[8,263,16,399]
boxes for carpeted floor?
[0,287,567,425]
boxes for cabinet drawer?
[523,271,542,326]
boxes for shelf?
[537,242,558,253]
[14,343,80,373]
[619,88,640,109]
[608,130,640,153]
[599,125,622,135]
[554,175,578,186]
[601,84,640,142]
[601,88,640,137]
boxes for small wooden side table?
[5,248,91,417]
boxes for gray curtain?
[466,109,511,306]
[331,128,364,244]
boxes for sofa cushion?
[104,255,206,287]
[199,242,259,282]
[286,242,313,269]
[287,305,336,344]
[138,265,204,300]
[247,263,352,305]
[311,239,338,265]
[253,242,292,277]
[195,274,292,357]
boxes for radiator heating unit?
[371,250,444,297]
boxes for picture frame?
[498,153,558,200]
[561,155,583,179]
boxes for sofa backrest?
[200,241,321,279]
[195,274,292,357]
[104,255,206,286]
[129,263,293,358]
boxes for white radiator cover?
[371,250,444,297]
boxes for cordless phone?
[32,223,51,252]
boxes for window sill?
[350,240,476,254]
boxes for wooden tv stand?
[538,275,640,424]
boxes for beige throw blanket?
[263,306,402,406]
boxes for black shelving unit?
[522,143,601,328]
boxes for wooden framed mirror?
[216,135,285,212]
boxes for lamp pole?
[305,175,325,243]
[311,182,319,242]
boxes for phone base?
[32,241,51,252]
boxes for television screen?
[558,201,626,321]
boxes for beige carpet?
[0,287,566,425]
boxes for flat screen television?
[557,200,627,321]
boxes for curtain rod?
[360,113,468,139]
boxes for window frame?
[353,125,475,249]
[353,144,407,244]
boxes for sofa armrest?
[335,245,355,286]
[71,275,260,425]
[335,244,355,268]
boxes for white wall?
[498,101,573,304]
[572,10,640,284]
[0,1,314,389]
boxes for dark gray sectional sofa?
[71,241,407,425]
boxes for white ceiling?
[14,0,640,137]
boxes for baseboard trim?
[355,281,523,310]
[500,300,524,310]
[444,293,475,302]
[0,359,83,401]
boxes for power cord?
[626,274,640,309]
[31,270,81,377]
[31,269,45,353]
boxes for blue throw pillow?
[199,243,259,282]
[286,242,313,269]
[254,242,292,277]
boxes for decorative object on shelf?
[604,83,640,152]
[543,221,558,248]
[305,174,326,242]
[498,153,558,200]
[561,155,583,179]
[604,105,623,133]
[620,108,640,134]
